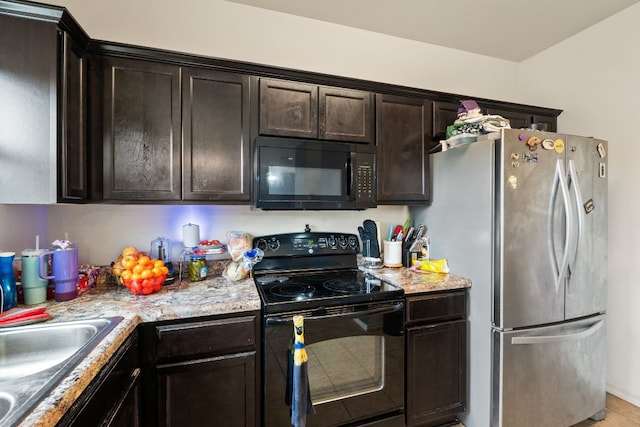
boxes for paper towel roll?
[182,223,200,247]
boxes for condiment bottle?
[188,255,207,282]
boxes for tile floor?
[450,393,640,427]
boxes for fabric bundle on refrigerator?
[285,315,315,427]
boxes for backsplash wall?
[1,204,407,265]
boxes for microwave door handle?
[345,155,353,198]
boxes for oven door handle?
[266,301,404,324]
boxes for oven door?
[263,300,405,427]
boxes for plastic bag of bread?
[222,261,249,281]
[226,231,252,262]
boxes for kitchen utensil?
[0,252,17,313]
[38,243,78,302]
[391,225,403,240]
[0,307,50,327]
[151,236,175,284]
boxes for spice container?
[188,255,207,282]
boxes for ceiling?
[226,0,639,62]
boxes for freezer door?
[565,136,608,319]
[496,129,566,329]
[492,315,606,427]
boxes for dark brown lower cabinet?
[141,312,260,427]
[57,329,140,427]
[405,291,467,427]
[157,352,256,427]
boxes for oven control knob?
[327,236,337,248]
[338,236,347,249]
[256,239,268,251]
[268,239,280,251]
[348,235,358,249]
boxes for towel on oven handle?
[285,315,315,426]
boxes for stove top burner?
[323,278,367,293]
[270,283,316,299]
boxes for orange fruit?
[121,256,137,270]
[121,270,132,281]
[137,255,151,266]
[140,269,153,279]
[160,266,169,275]
[153,259,165,268]
[152,266,164,277]
[132,264,145,275]
[121,246,139,258]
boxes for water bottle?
[0,252,18,313]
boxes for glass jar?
[188,255,207,282]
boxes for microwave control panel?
[355,152,376,206]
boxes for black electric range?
[252,232,404,314]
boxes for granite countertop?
[361,265,471,295]
[17,266,470,426]
[16,275,261,427]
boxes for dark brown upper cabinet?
[182,68,251,201]
[0,4,90,203]
[433,100,559,151]
[59,30,88,201]
[102,57,182,201]
[319,86,373,143]
[377,94,432,205]
[259,78,373,144]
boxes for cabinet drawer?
[156,315,256,360]
[406,291,466,324]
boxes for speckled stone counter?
[16,276,260,427]
[361,265,471,294]
[16,265,469,427]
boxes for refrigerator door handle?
[511,320,604,345]
[567,159,583,280]
[548,159,571,293]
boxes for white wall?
[44,204,406,265]
[517,3,640,406]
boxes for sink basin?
[0,317,123,426]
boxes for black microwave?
[254,136,376,210]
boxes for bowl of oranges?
[112,246,170,295]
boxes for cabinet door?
[59,30,88,201]
[0,14,58,203]
[58,331,140,427]
[406,319,466,427]
[259,78,318,138]
[183,68,250,201]
[102,57,181,201]
[532,114,558,132]
[376,94,432,204]
[157,353,256,427]
[319,87,373,143]
[432,100,460,144]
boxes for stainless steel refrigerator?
[410,129,608,427]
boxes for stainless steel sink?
[0,317,123,426]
